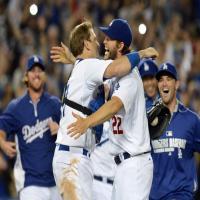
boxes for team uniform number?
[112,116,123,134]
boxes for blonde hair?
[69,21,93,57]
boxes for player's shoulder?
[80,58,112,65]
[120,70,139,86]
[178,102,200,121]
[43,92,61,104]
[5,93,27,112]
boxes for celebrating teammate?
[150,62,200,199]
[138,59,159,111]
[0,55,61,200]
[91,19,134,200]
[51,20,158,200]
[67,19,156,200]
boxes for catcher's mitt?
[147,101,171,139]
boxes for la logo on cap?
[109,21,113,26]
[34,56,39,63]
[163,63,168,70]
[144,63,149,71]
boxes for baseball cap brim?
[156,71,177,80]
[99,27,114,39]
[28,63,45,71]
[141,71,156,78]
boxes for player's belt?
[58,144,90,157]
[94,175,113,185]
[114,151,150,165]
[62,97,93,115]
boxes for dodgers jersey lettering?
[56,58,112,150]
[0,92,61,191]
[150,102,200,199]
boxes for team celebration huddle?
[0,10,200,200]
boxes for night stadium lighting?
[29,4,38,16]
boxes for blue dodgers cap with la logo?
[138,59,158,78]
[26,55,45,71]
[99,18,132,47]
[156,62,178,80]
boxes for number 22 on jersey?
[112,116,123,134]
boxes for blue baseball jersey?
[145,93,160,112]
[0,92,61,191]
[150,102,200,200]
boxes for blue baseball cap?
[138,59,158,78]
[26,55,45,71]
[99,19,132,47]
[156,62,178,80]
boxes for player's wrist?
[138,50,145,58]
[126,52,140,70]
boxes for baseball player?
[91,18,134,200]
[91,121,115,200]
[138,59,159,111]
[0,55,62,200]
[51,20,158,200]
[150,62,200,199]
[67,20,156,200]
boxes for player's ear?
[84,40,90,50]
[42,73,47,82]
[117,42,125,53]
[175,80,180,91]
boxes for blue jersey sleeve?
[49,96,61,123]
[193,114,200,152]
[0,100,20,134]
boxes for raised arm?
[104,47,159,78]
[50,42,76,64]
[67,96,123,139]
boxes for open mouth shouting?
[104,47,110,59]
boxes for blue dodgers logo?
[151,137,186,159]
[22,117,51,143]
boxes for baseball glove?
[147,101,171,140]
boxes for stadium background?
[0,0,200,199]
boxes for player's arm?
[0,130,16,158]
[48,119,59,135]
[50,42,76,64]
[104,47,159,78]
[67,96,123,139]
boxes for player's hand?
[139,47,159,59]
[48,119,59,135]
[67,112,89,139]
[0,140,16,158]
[50,42,76,64]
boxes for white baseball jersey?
[56,58,112,151]
[108,67,151,155]
[91,122,116,200]
[108,68,153,200]
[91,122,116,178]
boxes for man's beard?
[28,82,44,93]
[104,49,118,60]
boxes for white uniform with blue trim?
[91,122,116,200]
[108,68,153,200]
[53,58,112,200]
